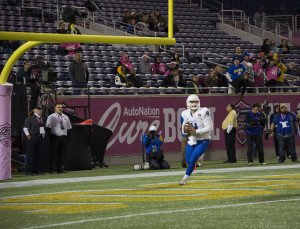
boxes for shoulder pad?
[181,109,190,117]
[199,107,210,117]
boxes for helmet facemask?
[186,94,200,111]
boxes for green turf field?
[1,158,300,229]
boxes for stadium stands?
[0,0,300,95]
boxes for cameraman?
[29,57,43,111]
[245,103,266,165]
[270,105,290,159]
[270,104,299,163]
[142,126,170,170]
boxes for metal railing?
[296,14,300,33]
[189,0,223,12]
[54,85,299,96]
[262,16,293,38]
[218,10,246,24]
[263,15,295,34]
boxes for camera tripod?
[39,90,56,119]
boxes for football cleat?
[179,178,188,185]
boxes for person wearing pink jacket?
[264,57,281,92]
[253,56,264,87]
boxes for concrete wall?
[217,22,287,46]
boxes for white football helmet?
[186,94,200,110]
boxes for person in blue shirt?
[142,126,170,170]
[245,103,266,165]
[270,104,299,163]
[226,57,246,94]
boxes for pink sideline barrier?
[63,94,300,156]
[0,83,13,180]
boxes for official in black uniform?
[23,104,45,175]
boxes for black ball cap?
[33,104,43,110]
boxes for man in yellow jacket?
[222,104,238,163]
[273,53,287,92]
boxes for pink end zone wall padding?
[63,94,300,156]
[0,83,13,180]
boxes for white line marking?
[244,173,300,178]
[0,202,123,205]
[0,190,133,200]
[76,194,208,197]
[1,164,300,189]
[23,210,50,213]
[20,198,300,229]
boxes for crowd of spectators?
[122,9,167,34]
[3,19,300,104]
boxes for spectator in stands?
[117,53,133,75]
[269,40,277,53]
[178,70,187,87]
[241,53,253,72]
[267,50,275,59]
[232,45,244,63]
[56,21,67,34]
[253,56,265,88]
[206,69,219,87]
[230,71,251,98]
[16,61,31,84]
[2,40,20,54]
[278,39,290,54]
[273,54,287,91]
[163,62,177,79]
[187,74,202,94]
[57,43,82,56]
[286,62,297,76]
[68,51,89,94]
[137,53,152,75]
[149,16,159,32]
[66,23,81,34]
[128,68,148,88]
[260,39,270,56]
[170,51,181,68]
[114,66,131,88]
[162,69,178,87]
[142,14,150,29]
[154,10,167,28]
[152,56,167,75]
[264,57,280,92]
[128,17,136,34]
[134,10,143,23]
[226,57,246,94]
[122,10,131,24]
[215,65,228,87]
[254,7,266,27]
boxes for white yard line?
[0,202,123,205]
[1,164,300,189]
[20,197,300,229]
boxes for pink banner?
[63,94,300,156]
[0,83,13,180]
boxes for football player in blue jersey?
[179,94,213,185]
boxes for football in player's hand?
[184,123,192,134]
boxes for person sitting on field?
[142,126,170,170]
